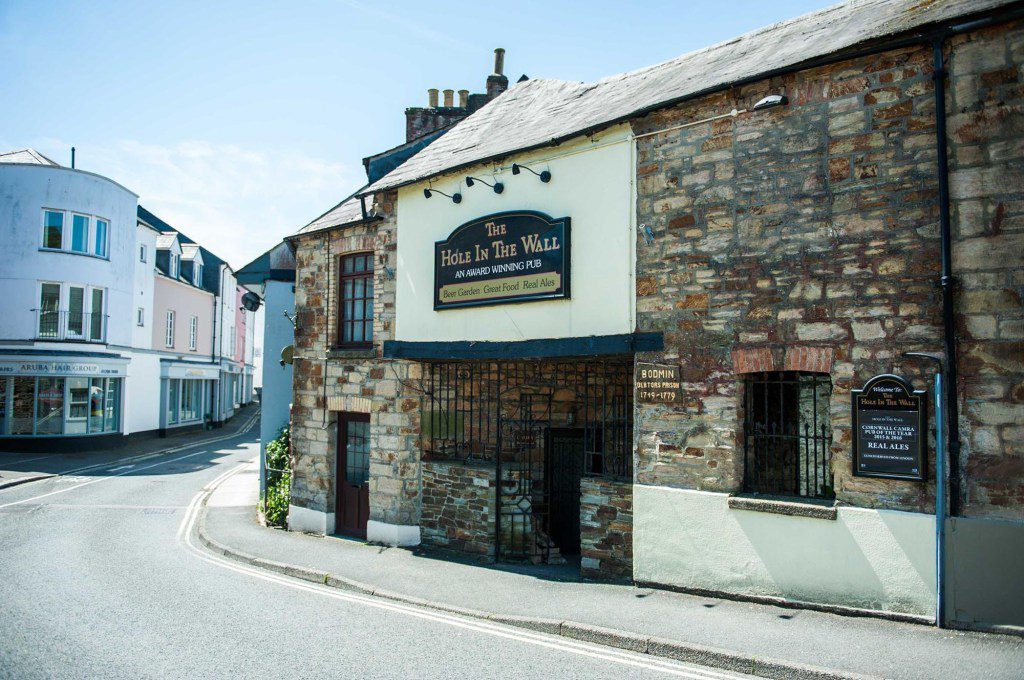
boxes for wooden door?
[336,412,370,538]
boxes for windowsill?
[727,494,838,520]
[39,247,110,262]
[328,347,376,359]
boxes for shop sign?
[852,374,927,481]
[0,361,122,376]
[635,363,681,403]
[434,211,570,310]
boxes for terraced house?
[287,0,1023,632]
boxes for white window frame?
[165,310,175,348]
[137,307,145,327]
[194,263,203,287]
[93,218,109,258]
[139,244,147,263]
[41,209,65,250]
[69,214,91,254]
[189,316,198,351]
[169,254,179,279]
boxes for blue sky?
[1,0,832,268]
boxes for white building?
[237,241,295,492]
[0,149,160,449]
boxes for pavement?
[200,461,1024,680]
[0,409,755,680]
[0,403,261,491]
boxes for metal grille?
[742,372,834,499]
[423,360,632,562]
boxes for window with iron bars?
[742,371,834,499]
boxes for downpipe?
[931,36,962,517]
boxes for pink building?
[149,229,220,432]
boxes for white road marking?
[0,453,59,466]
[0,413,260,511]
[0,408,261,494]
[106,465,136,472]
[181,468,750,680]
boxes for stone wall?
[947,23,1024,516]
[290,191,424,529]
[420,460,496,558]
[631,21,1023,520]
[580,477,633,581]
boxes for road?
[0,414,750,680]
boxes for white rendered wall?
[633,485,936,616]
[123,352,161,434]
[132,224,157,349]
[0,164,139,345]
[395,124,634,343]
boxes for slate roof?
[294,189,372,236]
[138,205,230,291]
[362,0,1014,195]
[0,148,60,166]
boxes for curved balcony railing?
[33,309,108,343]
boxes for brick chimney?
[404,48,512,143]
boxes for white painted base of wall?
[367,520,421,547]
[633,485,936,617]
[288,505,334,535]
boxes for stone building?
[287,0,1023,630]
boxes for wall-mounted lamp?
[424,187,462,204]
[511,163,551,183]
[465,176,504,194]
[752,94,788,111]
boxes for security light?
[424,188,462,203]
[752,94,788,111]
[511,163,551,183]
[465,176,504,194]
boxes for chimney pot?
[494,48,505,76]
[458,89,469,108]
[443,89,454,107]
[428,88,439,107]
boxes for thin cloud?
[337,0,477,51]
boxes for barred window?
[742,372,833,499]
[337,253,373,348]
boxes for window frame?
[139,244,147,263]
[93,218,109,258]
[137,307,145,327]
[335,252,374,349]
[169,253,179,279]
[189,315,198,351]
[69,213,90,254]
[42,209,65,250]
[165,310,175,348]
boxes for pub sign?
[434,211,570,310]
[852,374,927,481]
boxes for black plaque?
[635,362,681,404]
[852,374,927,481]
[434,211,570,310]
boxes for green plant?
[261,427,291,528]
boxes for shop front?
[159,360,219,434]
[0,351,127,450]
